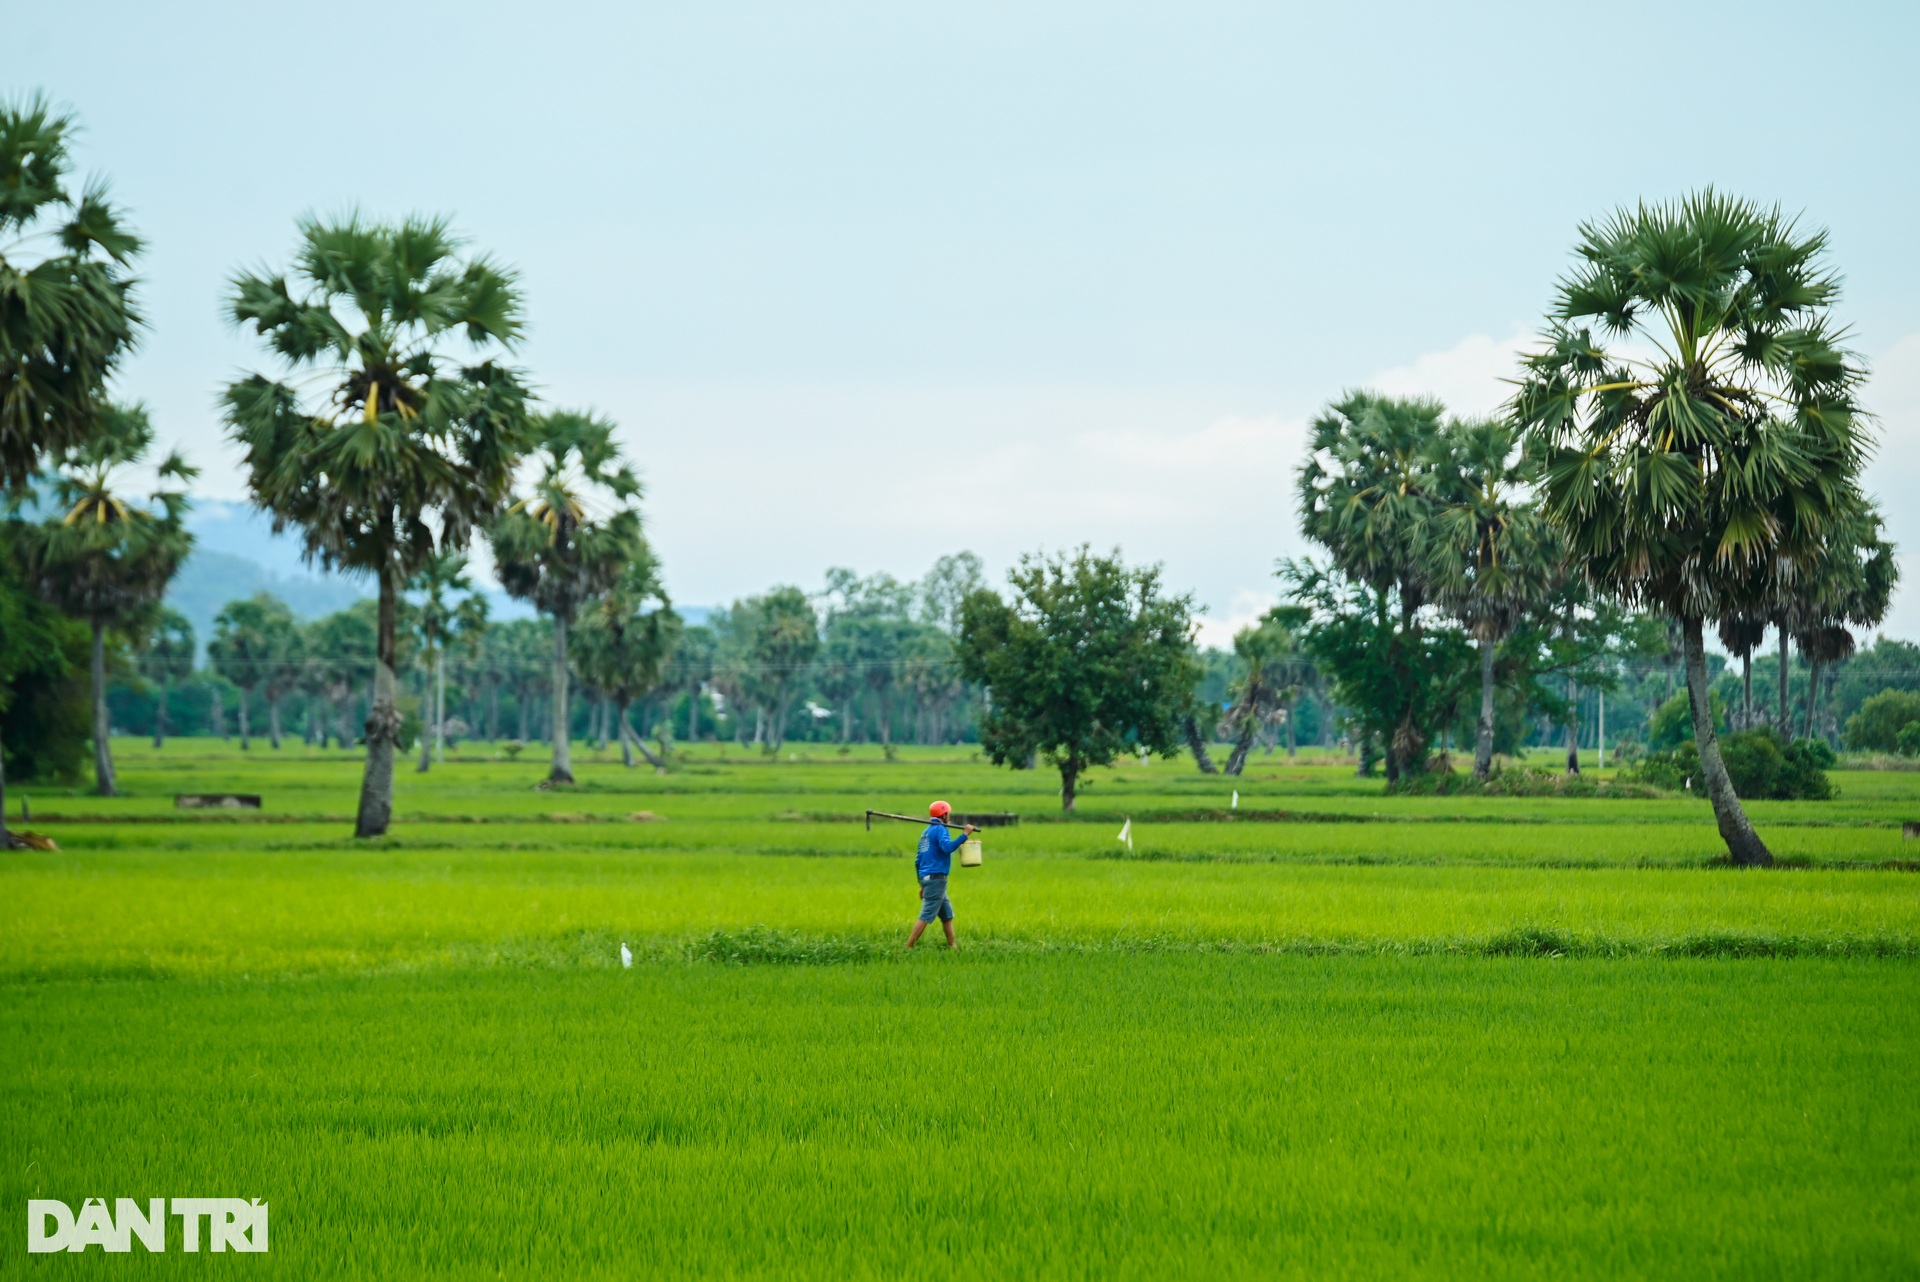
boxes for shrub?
[1844,690,1920,754]
[1900,724,1920,758]
[1632,729,1833,800]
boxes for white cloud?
[1863,332,1920,640]
[1368,330,1534,419]
[1192,587,1279,650]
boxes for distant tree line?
[2,99,1912,861]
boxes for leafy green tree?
[407,552,487,771]
[1430,418,1553,778]
[0,557,89,811]
[302,606,377,748]
[917,552,985,631]
[224,213,529,835]
[1513,192,1870,866]
[15,404,194,795]
[896,625,966,744]
[490,411,643,783]
[958,547,1196,810]
[0,96,143,492]
[138,607,194,748]
[739,588,820,751]
[1295,393,1455,781]
[1842,690,1920,755]
[208,593,297,750]
[672,625,717,743]
[1280,559,1475,783]
[574,547,680,768]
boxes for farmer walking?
[907,800,977,950]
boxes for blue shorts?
[917,874,954,923]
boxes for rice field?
[5,738,1918,1277]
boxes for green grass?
[5,738,1920,1276]
[7,958,1917,1279]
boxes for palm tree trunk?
[90,619,117,797]
[211,685,226,739]
[1474,638,1496,779]
[1741,652,1752,731]
[1803,658,1821,741]
[623,707,668,771]
[1776,623,1790,732]
[1059,755,1079,811]
[417,675,433,773]
[1285,696,1298,758]
[354,573,401,839]
[549,614,574,783]
[1224,714,1255,776]
[1683,615,1771,867]
[268,695,283,749]
[154,678,170,748]
[1184,714,1218,774]
[618,697,636,767]
[435,652,447,762]
[237,685,251,750]
[1563,676,1579,775]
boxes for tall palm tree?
[1793,508,1896,740]
[408,552,487,772]
[1431,418,1553,779]
[490,411,644,783]
[2,96,144,838]
[139,607,194,747]
[1714,614,1769,731]
[223,214,530,836]
[0,96,143,491]
[208,594,293,750]
[1514,191,1869,866]
[1221,613,1307,776]
[15,404,195,795]
[574,547,680,769]
[1295,393,1451,781]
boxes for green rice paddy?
[5,739,1918,1277]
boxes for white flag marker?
[1231,790,1239,809]
[1117,818,1132,849]
[619,942,633,969]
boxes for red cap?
[929,800,952,818]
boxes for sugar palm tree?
[1431,418,1553,778]
[1514,191,1869,866]
[15,403,195,794]
[2,96,144,835]
[408,552,487,772]
[223,214,530,836]
[1714,613,1770,731]
[1221,612,1307,776]
[1792,508,1896,740]
[574,546,680,769]
[208,594,296,750]
[139,607,194,747]
[490,411,644,783]
[0,96,143,491]
[1295,392,1451,780]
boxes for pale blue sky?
[9,0,1919,640]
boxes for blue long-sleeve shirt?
[915,821,968,878]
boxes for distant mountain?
[166,550,368,657]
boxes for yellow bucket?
[960,838,984,868]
